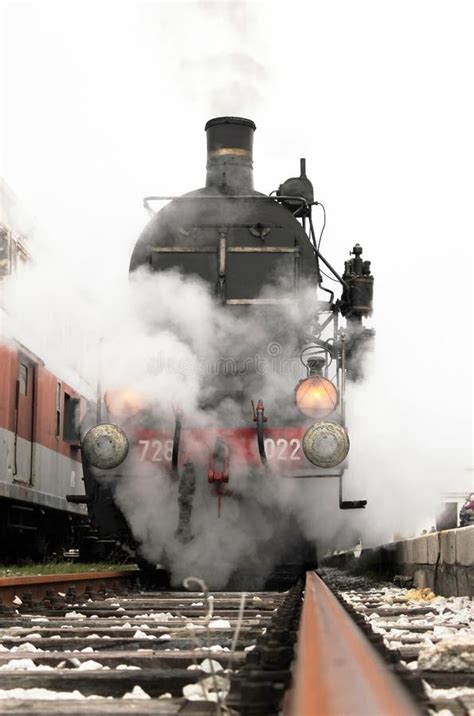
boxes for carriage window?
[55,382,61,438]
[19,363,28,395]
[0,231,9,279]
[63,393,80,442]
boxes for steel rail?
[289,572,421,716]
[0,569,140,603]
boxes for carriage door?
[14,356,36,485]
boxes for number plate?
[133,427,306,468]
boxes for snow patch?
[183,674,230,702]
[133,630,156,640]
[77,660,110,671]
[122,685,151,700]
[10,643,44,653]
[200,658,224,673]
[209,619,231,629]
[0,688,87,700]
[0,659,54,671]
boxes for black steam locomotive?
[73,117,374,575]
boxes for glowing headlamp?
[295,376,338,419]
[302,421,349,468]
[104,389,144,417]
[82,424,129,470]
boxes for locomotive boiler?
[75,117,374,576]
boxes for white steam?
[1,1,472,582]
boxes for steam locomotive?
[74,117,374,576]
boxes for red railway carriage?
[0,340,90,558]
[0,217,91,559]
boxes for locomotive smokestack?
[205,116,256,194]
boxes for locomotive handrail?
[256,407,267,466]
[251,399,268,466]
[143,194,310,215]
[171,409,183,478]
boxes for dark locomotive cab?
[130,116,318,305]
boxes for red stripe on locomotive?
[132,427,306,469]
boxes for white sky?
[1,0,472,502]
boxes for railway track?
[0,569,140,604]
[0,569,302,714]
[0,567,471,714]
[303,568,474,716]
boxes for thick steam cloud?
[1,255,355,587]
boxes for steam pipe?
[252,399,268,465]
[256,410,267,465]
[340,332,346,427]
[171,409,183,477]
[308,214,348,289]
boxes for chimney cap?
[205,116,256,131]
